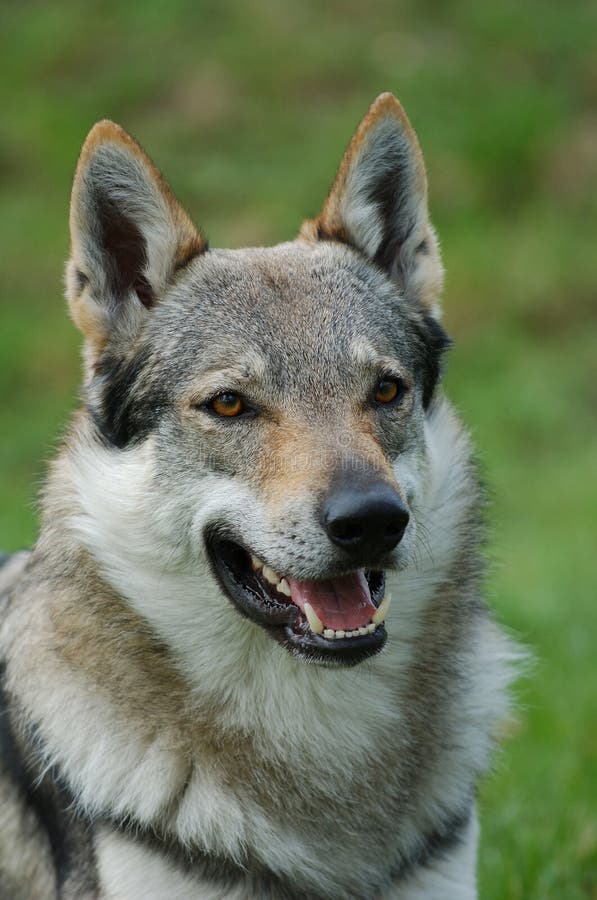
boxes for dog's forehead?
[161,241,413,384]
[188,242,391,328]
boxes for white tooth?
[323,629,335,640]
[304,602,324,635]
[335,630,346,639]
[277,578,291,597]
[358,627,368,636]
[251,555,263,570]
[372,594,391,625]
[262,565,279,585]
[367,623,376,633]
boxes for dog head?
[66,94,449,667]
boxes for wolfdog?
[0,93,519,898]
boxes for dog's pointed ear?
[66,120,206,357]
[300,93,443,315]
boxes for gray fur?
[0,95,520,899]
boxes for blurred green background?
[1,1,595,896]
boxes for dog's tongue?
[288,571,376,631]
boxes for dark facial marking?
[412,314,452,409]
[91,346,166,448]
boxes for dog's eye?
[209,392,245,417]
[374,378,404,405]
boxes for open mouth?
[206,535,389,666]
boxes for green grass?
[1,1,595,895]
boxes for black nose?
[320,480,410,557]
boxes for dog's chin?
[205,533,388,667]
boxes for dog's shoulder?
[0,551,99,898]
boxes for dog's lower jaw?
[204,534,390,665]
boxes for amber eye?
[210,392,245,417]
[374,378,402,404]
